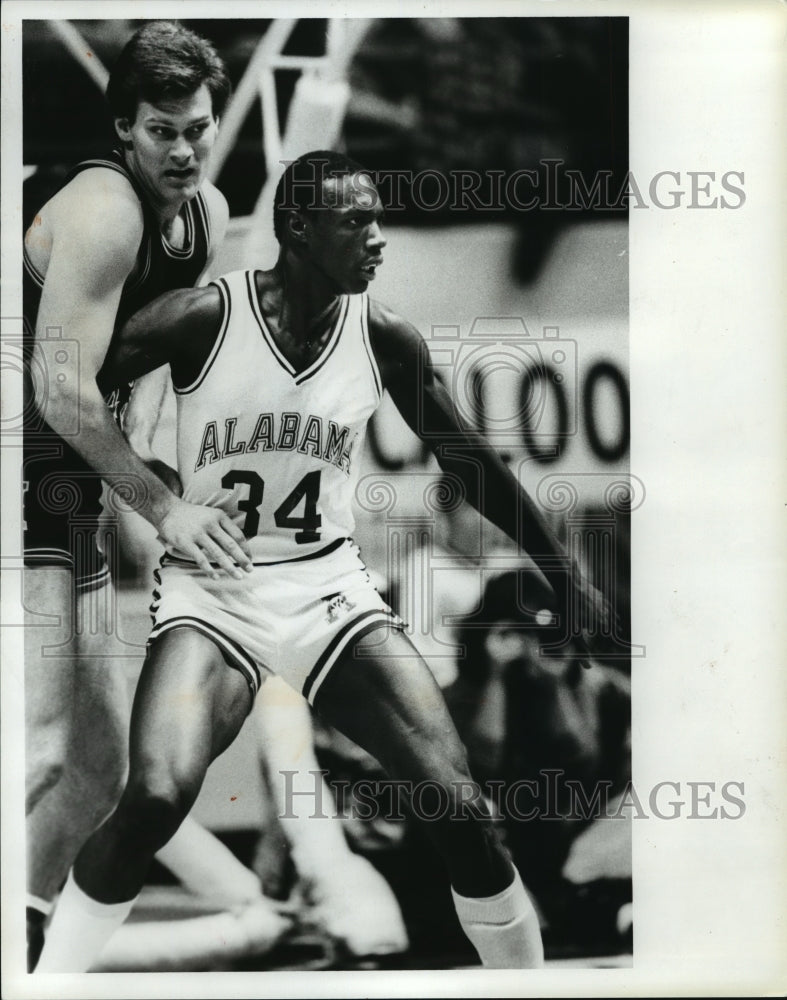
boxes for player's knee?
[26,755,65,811]
[26,725,70,806]
[78,725,128,800]
[83,758,127,821]
[117,788,188,852]
[120,769,201,847]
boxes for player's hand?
[572,566,614,631]
[156,498,253,580]
[144,458,183,497]
[566,562,616,668]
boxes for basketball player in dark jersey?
[22,22,252,966]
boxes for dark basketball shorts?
[23,436,110,594]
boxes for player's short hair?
[273,149,371,246]
[106,21,230,122]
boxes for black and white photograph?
[1,2,784,997]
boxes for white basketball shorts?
[148,538,404,706]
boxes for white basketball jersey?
[172,269,383,563]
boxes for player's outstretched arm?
[369,301,612,648]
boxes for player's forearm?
[41,382,176,528]
[436,440,573,588]
[123,368,170,460]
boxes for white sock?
[35,870,138,973]
[26,893,53,917]
[452,868,544,969]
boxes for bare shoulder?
[101,283,224,387]
[46,166,145,251]
[177,281,223,322]
[163,284,225,386]
[200,179,229,221]
[28,167,148,302]
[132,282,223,334]
[25,166,145,284]
[367,297,427,371]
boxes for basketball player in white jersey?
[37,151,611,971]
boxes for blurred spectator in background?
[345,18,570,176]
[446,568,632,952]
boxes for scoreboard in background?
[369,316,629,479]
[358,218,631,512]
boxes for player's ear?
[114,117,134,151]
[287,211,308,246]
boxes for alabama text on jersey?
[173,269,383,564]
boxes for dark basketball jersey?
[22,150,214,585]
[23,149,213,422]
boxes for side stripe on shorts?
[24,548,111,593]
[302,609,404,706]
[76,564,112,594]
[24,546,73,566]
[148,615,262,703]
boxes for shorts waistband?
[160,536,347,570]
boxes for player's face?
[307,173,387,294]
[116,84,218,209]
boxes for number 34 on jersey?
[222,468,322,545]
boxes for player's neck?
[273,254,342,343]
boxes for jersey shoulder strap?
[174,270,250,396]
[66,149,147,204]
